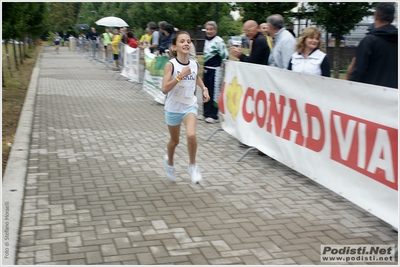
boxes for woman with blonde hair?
[288,26,330,77]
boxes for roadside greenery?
[2,43,41,174]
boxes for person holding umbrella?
[102,28,113,61]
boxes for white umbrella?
[95,16,129,27]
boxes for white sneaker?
[198,115,205,120]
[205,117,219,123]
[189,164,202,184]
[164,155,176,182]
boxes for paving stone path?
[6,46,398,265]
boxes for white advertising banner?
[121,45,140,83]
[219,60,398,227]
[142,48,169,104]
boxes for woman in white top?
[161,31,210,184]
[288,27,330,77]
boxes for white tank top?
[164,58,198,113]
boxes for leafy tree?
[2,2,28,40]
[128,2,172,30]
[24,3,49,47]
[233,2,298,24]
[218,14,243,38]
[164,2,231,45]
[3,2,30,70]
[76,2,99,30]
[49,2,82,34]
[308,2,373,78]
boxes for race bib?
[170,84,194,104]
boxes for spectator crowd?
[65,2,397,183]
[70,2,397,90]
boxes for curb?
[2,50,41,265]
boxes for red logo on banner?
[330,111,398,190]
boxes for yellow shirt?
[266,36,273,50]
[139,34,152,45]
[110,34,122,54]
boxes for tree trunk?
[12,41,18,70]
[19,38,23,64]
[23,34,26,60]
[333,37,341,78]
[4,42,13,77]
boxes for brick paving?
[8,46,398,264]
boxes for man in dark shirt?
[87,27,99,57]
[230,20,270,65]
[230,20,271,152]
[350,2,398,89]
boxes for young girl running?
[161,31,210,184]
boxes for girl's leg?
[167,125,181,165]
[182,113,197,165]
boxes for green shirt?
[102,32,113,46]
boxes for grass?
[2,42,41,175]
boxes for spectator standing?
[147,21,160,53]
[200,21,229,123]
[88,27,99,58]
[287,23,296,38]
[158,21,168,47]
[259,23,274,51]
[139,28,152,46]
[54,32,61,54]
[230,20,271,151]
[110,29,122,71]
[350,2,398,89]
[126,31,138,48]
[161,31,210,184]
[82,30,88,52]
[120,27,127,44]
[230,20,270,65]
[102,28,113,61]
[288,26,331,77]
[78,34,83,51]
[157,23,175,56]
[119,28,127,65]
[346,23,375,80]
[266,14,296,69]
